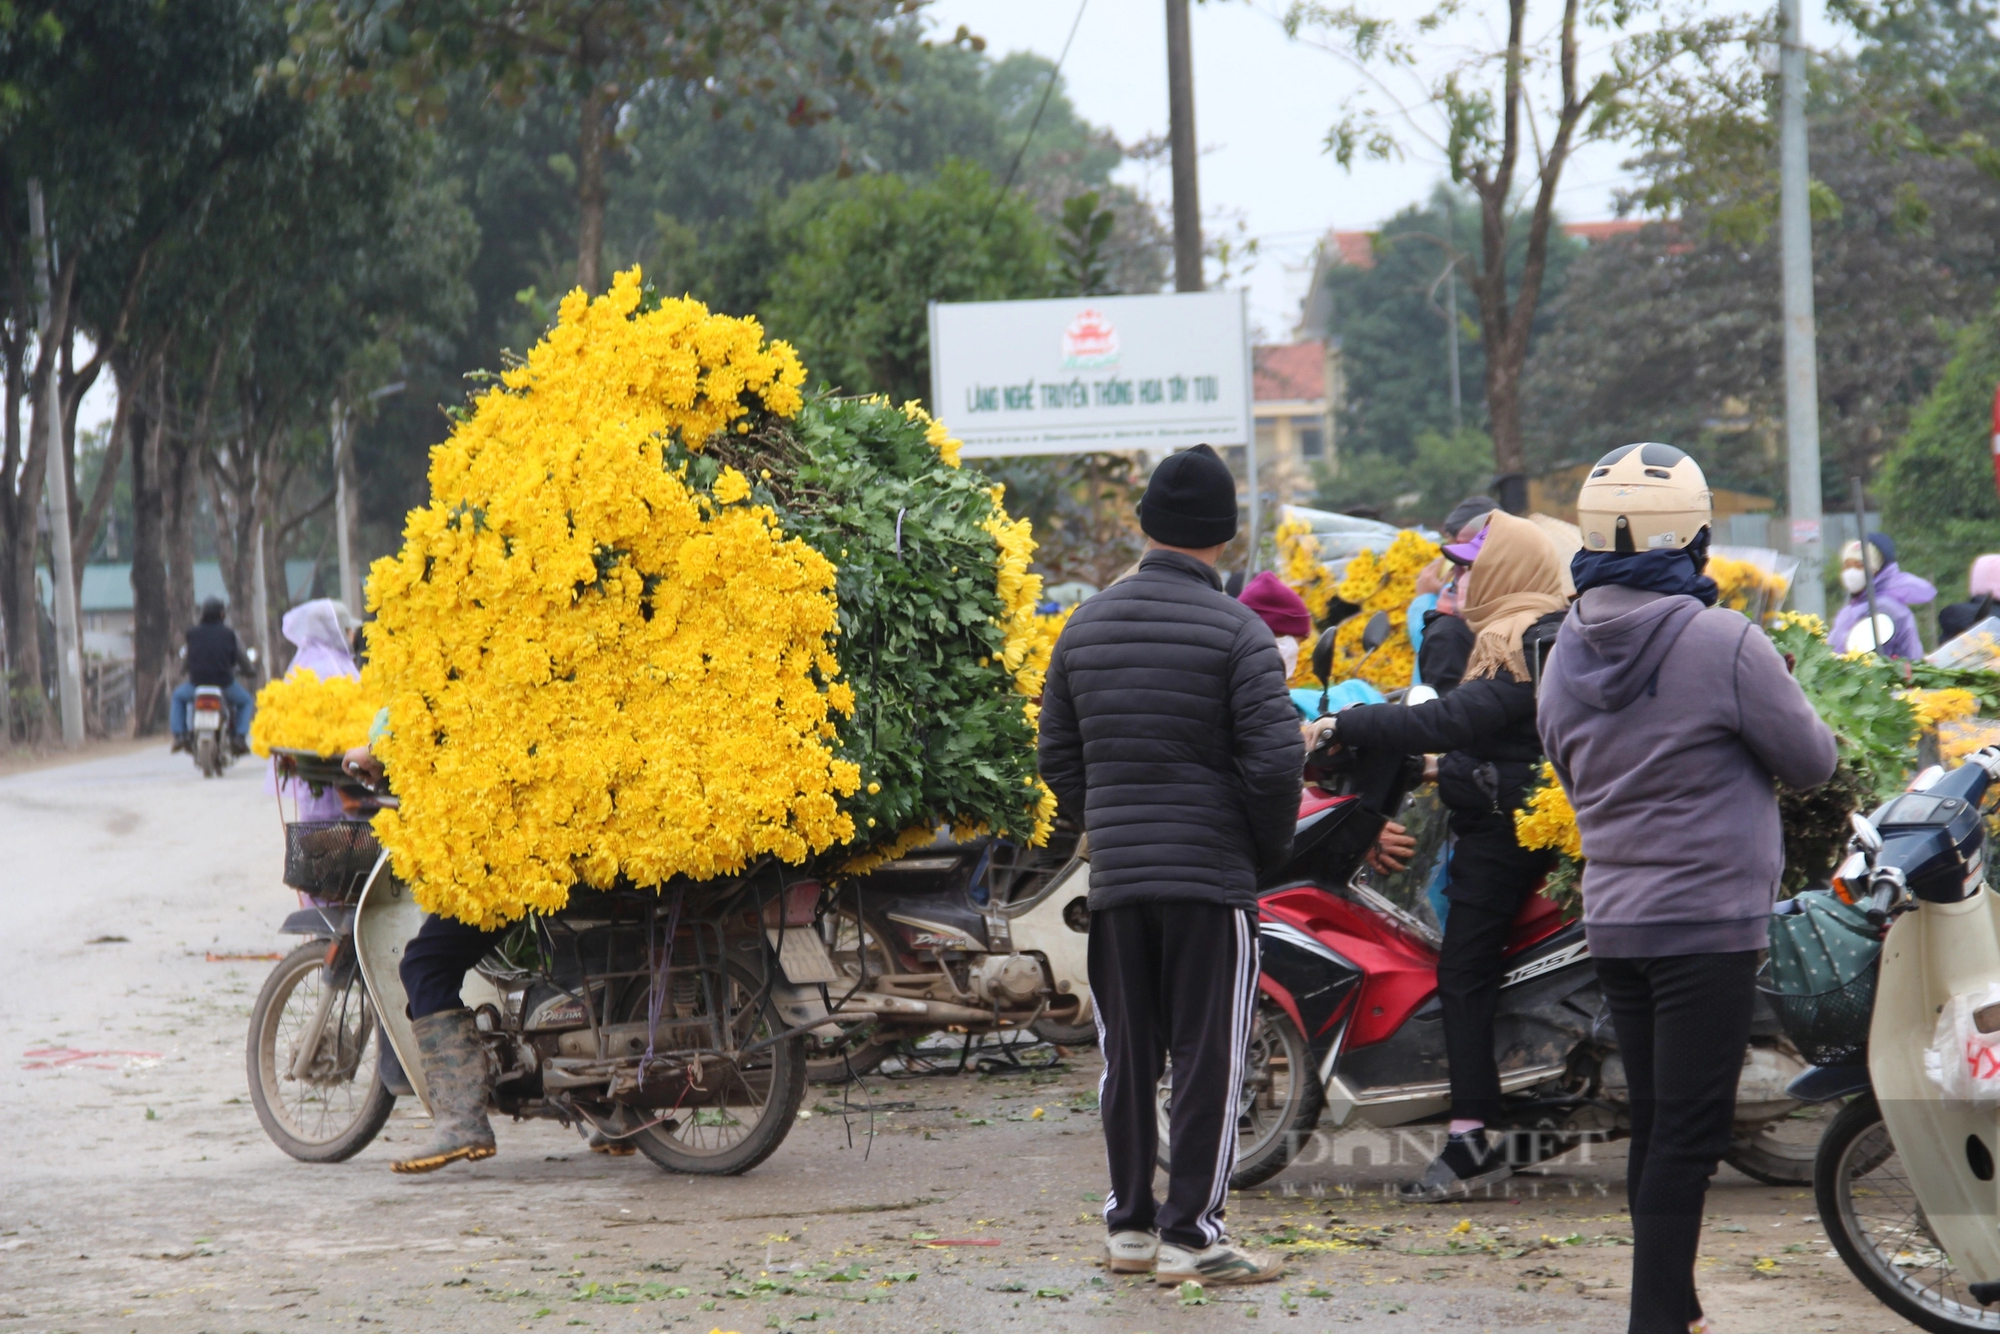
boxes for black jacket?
[1038,550,1305,911]
[183,622,252,687]
[1330,611,1565,821]
[1417,610,1474,694]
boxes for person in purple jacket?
[1537,443,1838,1334]
[1827,533,1935,658]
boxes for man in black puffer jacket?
[1039,444,1301,1288]
[1309,512,1570,1200]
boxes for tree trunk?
[128,356,170,734]
[575,81,612,296]
[163,432,198,640]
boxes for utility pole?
[26,179,85,747]
[331,400,360,615]
[1779,0,1825,617]
[1165,0,1203,292]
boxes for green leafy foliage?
[1879,305,2000,605]
[710,396,1045,859]
[760,159,1056,407]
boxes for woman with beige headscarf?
[1307,512,1571,1200]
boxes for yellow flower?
[364,271,845,927]
[249,668,382,758]
[1903,687,1979,731]
[1514,761,1582,861]
[712,466,752,504]
[1314,529,1441,692]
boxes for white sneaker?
[1105,1230,1159,1273]
[1153,1240,1285,1286]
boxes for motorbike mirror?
[1311,625,1339,684]
[246,646,260,664]
[1361,610,1392,654]
[1404,684,1439,706]
[1849,810,1883,854]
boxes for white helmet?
[1575,443,1713,554]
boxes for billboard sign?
[927,290,1251,458]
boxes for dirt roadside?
[0,749,1915,1333]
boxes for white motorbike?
[1781,750,2000,1330]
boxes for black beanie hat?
[1139,444,1239,548]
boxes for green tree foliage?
[761,159,1055,408]
[1314,427,1496,528]
[1284,0,1765,485]
[351,38,1166,561]
[1878,305,2000,603]
[1522,15,2000,515]
[288,0,913,294]
[1312,187,1578,466]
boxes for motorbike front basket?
[1760,890,1882,1066]
[282,820,384,903]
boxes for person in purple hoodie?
[1537,443,1837,1334]
[1827,533,1935,658]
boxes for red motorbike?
[1159,724,1813,1190]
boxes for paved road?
[0,747,1910,1332]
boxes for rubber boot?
[391,1009,497,1174]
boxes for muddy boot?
[391,1010,497,1174]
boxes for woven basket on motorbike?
[283,820,384,903]
[1760,889,1882,1067]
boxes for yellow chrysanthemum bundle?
[363,274,843,925]
[249,669,381,759]
[1324,530,1440,690]
[1708,553,1793,625]
[1273,514,1342,623]
[362,270,1050,926]
[1514,761,1582,862]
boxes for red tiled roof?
[1254,342,1326,403]
[1327,231,1376,270]
[1320,219,1646,271]
[1564,219,1646,244]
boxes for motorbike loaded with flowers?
[243,273,1064,1172]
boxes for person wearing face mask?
[1238,571,1311,682]
[1828,533,1934,659]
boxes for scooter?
[1160,711,1811,1191]
[188,685,239,778]
[1784,750,2000,1331]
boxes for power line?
[980,0,1091,237]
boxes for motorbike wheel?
[806,906,898,1084]
[1816,1094,1999,1331]
[1030,1018,1097,1047]
[1156,1001,1323,1192]
[626,962,807,1176]
[1724,1106,1832,1186]
[246,940,395,1163]
[195,732,218,778]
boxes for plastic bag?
[1708,545,1800,627]
[1924,983,2000,1104]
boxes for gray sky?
[928,0,1849,342]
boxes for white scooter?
[1793,749,2000,1330]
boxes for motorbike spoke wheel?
[1816,1095,2000,1331]
[1156,1002,1324,1191]
[805,907,896,1084]
[625,963,806,1176]
[246,940,395,1163]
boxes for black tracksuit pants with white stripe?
[1090,902,1260,1250]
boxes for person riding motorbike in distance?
[171,596,256,754]
[1304,511,1571,1200]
